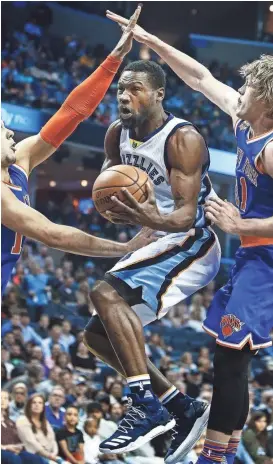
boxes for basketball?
[92,165,149,219]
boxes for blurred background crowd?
[1,2,241,152]
[2,1,273,464]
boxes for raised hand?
[107,8,150,45]
[110,4,143,60]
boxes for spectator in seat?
[1,312,21,338]
[37,366,62,397]
[3,332,16,351]
[148,334,168,366]
[254,359,273,388]
[109,403,124,424]
[45,386,66,432]
[59,277,77,305]
[35,314,50,339]
[42,324,68,359]
[22,262,49,310]
[83,417,123,464]
[96,394,111,420]
[84,261,97,288]
[60,320,75,351]
[189,293,206,320]
[16,394,61,463]
[19,310,42,346]
[55,352,73,371]
[185,367,203,399]
[198,357,213,384]
[9,383,28,423]
[59,369,75,407]
[108,381,124,405]
[73,377,89,406]
[72,341,96,372]
[56,406,84,464]
[75,280,90,311]
[180,352,197,371]
[3,364,44,395]
[85,402,117,442]
[2,348,14,380]
[242,411,273,464]
[1,391,45,464]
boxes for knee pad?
[208,344,253,435]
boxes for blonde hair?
[239,55,273,117]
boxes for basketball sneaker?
[99,393,175,454]
[165,393,210,464]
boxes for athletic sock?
[197,438,228,463]
[127,374,155,400]
[159,385,181,405]
[224,437,240,464]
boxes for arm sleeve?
[40,55,121,148]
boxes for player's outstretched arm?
[15,5,142,175]
[1,182,154,257]
[106,10,239,123]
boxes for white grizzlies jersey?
[119,113,215,229]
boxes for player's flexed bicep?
[167,126,206,229]
[102,120,122,172]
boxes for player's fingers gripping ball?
[92,165,149,220]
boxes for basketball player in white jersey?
[84,60,221,459]
[103,10,273,464]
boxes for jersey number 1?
[11,233,23,254]
[11,195,30,255]
[235,177,247,212]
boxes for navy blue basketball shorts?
[204,245,273,350]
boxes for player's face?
[117,71,164,129]
[236,81,264,121]
[1,121,17,168]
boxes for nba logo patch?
[220,314,245,338]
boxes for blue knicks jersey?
[1,165,29,294]
[235,120,273,223]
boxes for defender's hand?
[126,227,156,253]
[107,9,150,45]
[205,197,241,234]
[106,183,162,229]
[110,4,142,60]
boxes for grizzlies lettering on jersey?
[235,119,273,221]
[1,165,29,294]
[119,113,214,229]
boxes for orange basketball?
[92,165,149,219]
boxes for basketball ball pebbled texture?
[92,165,149,219]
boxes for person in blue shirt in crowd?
[45,386,66,432]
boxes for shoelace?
[116,405,146,434]
[170,413,180,442]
